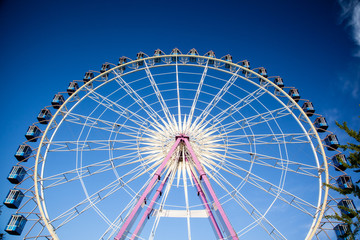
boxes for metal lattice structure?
[4,49,354,239]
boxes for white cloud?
[339,75,360,99]
[338,0,360,56]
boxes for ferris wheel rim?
[32,53,329,240]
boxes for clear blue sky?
[1,0,359,239]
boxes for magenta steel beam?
[130,174,170,239]
[183,137,239,240]
[115,138,182,240]
[187,157,224,239]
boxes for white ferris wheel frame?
[31,53,329,240]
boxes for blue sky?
[1,0,359,239]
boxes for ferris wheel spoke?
[143,61,174,127]
[206,104,294,135]
[216,161,318,216]
[186,61,209,132]
[191,68,241,130]
[84,84,170,137]
[112,70,174,132]
[207,170,287,239]
[200,83,271,133]
[60,111,143,135]
[175,60,182,133]
[222,150,321,178]
[44,139,141,152]
[50,160,159,229]
[222,132,315,146]
[40,152,142,189]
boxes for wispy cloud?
[338,0,360,56]
[339,74,360,99]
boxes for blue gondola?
[51,94,65,109]
[274,77,284,88]
[337,199,357,218]
[332,154,348,171]
[337,175,354,190]
[67,81,78,96]
[100,63,110,73]
[302,101,315,117]
[242,60,250,74]
[189,48,198,63]
[325,134,340,151]
[7,166,26,184]
[25,125,41,142]
[289,88,300,102]
[153,49,162,63]
[334,224,352,240]
[171,48,181,62]
[37,108,51,124]
[136,52,145,66]
[224,54,232,69]
[314,117,328,132]
[83,71,94,83]
[118,57,127,70]
[5,214,27,235]
[14,145,32,162]
[4,189,24,209]
[258,68,267,86]
[100,63,110,77]
[206,51,216,65]
[258,68,267,78]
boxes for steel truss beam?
[115,135,239,240]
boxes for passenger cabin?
[51,94,65,109]
[258,68,268,85]
[337,175,354,190]
[206,51,216,65]
[258,68,267,78]
[324,134,340,151]
[171,48,181,62]
[4,189,24,209]
[153,49,162,63]
[136,52,145,66]
[337,199,357,218]
[5,215,27,235]
[14,145,32,162]
[83,71,94,83]
[37,108,51,124]
[302,102,315,117]
[100,63,110,73]
[332,154,348,171]
[314,117,328,132]
[100,63,110,77]
[224,54,232,69]
[242,60,250,74]
[67,81,79,96]
[25,125,41,142]
[7,166,26,184]
[274,77,284,88]
[334,224,351,240]
[289,89,300,102]
[189,48,198,62]
[118,57,127,70]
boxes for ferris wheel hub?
[175,134,190,141]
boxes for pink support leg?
[130,174,170,239]
[115,138,182,240]
[187,158,224,239]
[115,136,238,240]
[183,137,239,240]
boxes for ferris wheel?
[3,48,355,240]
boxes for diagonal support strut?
[114,135,239,240]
